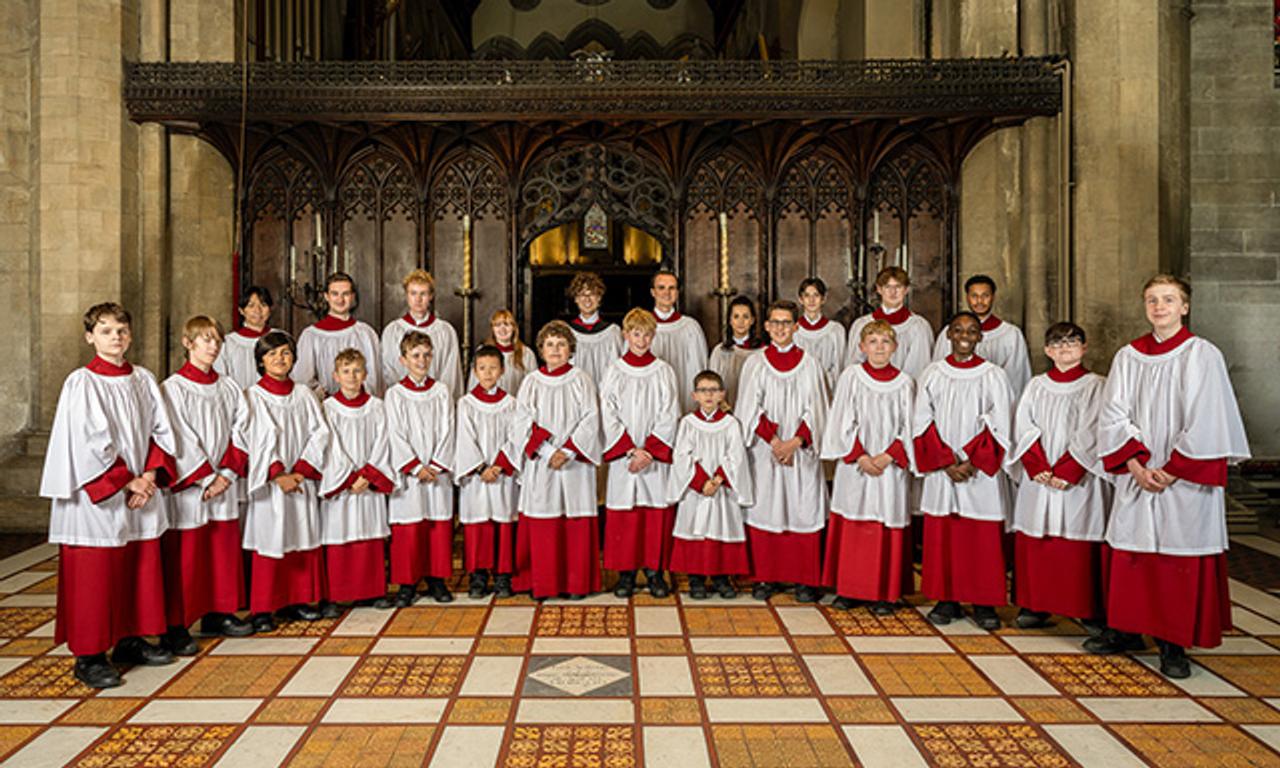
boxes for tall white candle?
[873,210,880,242]
[315,211,323,248]
[289,244,297,284]
[717,212,729,291]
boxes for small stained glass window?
[583,203,609,250]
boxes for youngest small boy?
[454,345,522,598]
[668,370,754,599]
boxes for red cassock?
[463,521,517,573]
[512,516,602,598]
[823,517,913,602]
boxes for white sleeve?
[819,369,859,461]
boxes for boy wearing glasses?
[1006,322,1109,631]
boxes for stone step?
[0,495,49,534]
[0,455,43,497]
[1226,496,1260,535]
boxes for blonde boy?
[381,270,463,397]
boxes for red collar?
[234,325,268,339]
[403,313,435,328]
[87,356,133,377]
[764,344,804,372]
[469,385,507,403]
[315,314,356,332]
[873,306,911,325]
[622,350,655,367]
[495,342,515,354]
[945,354,985,369]
[798,315,829,331]
[177,362,218,385]
[861,361,900,381]
[737,338,762,349]
[980,315,1002,332]
[332,389,370,408]
[257,375,295,395]
[539,363,573,377]
[571,316,601,332]
[652,309,682,324]
[399,376,435,392]
[1131,326,1193,355]
[1047,364,1088,383]
[695,408,726,422]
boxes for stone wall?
[1189,0,1280,455]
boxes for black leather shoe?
[319,601,343,619]
[795,585,819,603]
[74,654,122,689]
[1014,608,1052,629]
[564,592,587,600]
[494,574,514,598]
[163,626,199,656]
[201,613,254,637]
[1158,640,1191,679]
[279,603,322,622]
[251,613,276,633]
[870,601,897,616]
[395,584,418,607]
[1082,629,1146,654]
[688,575,709,600]
[469,571,490,599]
[354,596,394,610]
[112,636,175,667]
[427,578,454,603]
[972,605,1001,630]
[927,601,963,625]
[831,596,859,611]
[751,582,774,601]
[712,576,737,599]
[613,571,636,598]
[646,570,671,598]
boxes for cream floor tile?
[968,655,1058,696]
[1267,698,1280,712]
[704,698,828,722]
[211,637,318,655]
[516,698,634,723]
[637,656,694,696]
[99,657,193,698]
[484,606,536,635]
[0,658,24,675]
[1131,654,1245,696]
[278,656,359,697]
[1243,725,1280,753]
[1000,635,1089,654]
[1232,606,1280,636]
[1229,579,1280,623]
[634,606,681,636]
[459,655,524,696]
[891,697,1023,723]
[0,544,57,580]
[1234,535,1280,559]
[915,606,990,635]
[0,594,56,607]
[544,593,626,606]
[0,699,77,723]
[26,620,55,638]
[530,638,631,654]
[322,698,448,723]
[803,654,875,695]
[459,594,494,605]
[843,725,929,768]
[46,643,70,656]
[1077,698,1219,722]
[688,637,791,654]
[1188,637,1279,655]
[214,725,307,768]
[677,593,745,604]
[0,570,53,594]
[644,726,712,768]
[1,726,107,768]
[1043,724,1146,768]
[372,638,474,655]
[130,698,261,723]
[846,637,953,654]
[429,725,505,768]
[776,606,835,635]
[331,607,394,636]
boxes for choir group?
[40,265,1251,690]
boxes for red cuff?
[563,438,591,463]
[689,462,712,492]
[644,435,673,464]
[360,465,395,494]
[1052,452,1088,486]
[84,456,133,504]
[755,415,778,442]
[292,459,322,482]
[172,461,214,493]
[267,461,286,481]
[1164,450,1228,488]
[324,471,360,499]
[218,441,249,478]
[843,437,867,464]
[145,440,176,488]
[1020,440,1052,479]
[401,458,422,476]
[525,423,553,459]
[913,423,956,473]
[1103,438,1151,475]
[493,451,516,476]
[962,428,1005,477]
[794,421,813,448]
[713,466,731,489]
[885,439,909,469]
[429,460,448,474]
[603,433,637,463]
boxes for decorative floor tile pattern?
[683,607,781,636]
[535,605,630,636]
[1023,654,1181,697]
[911,723,1073,767]
[288,725,436,767]
[447,697,512,723]
[254,697,328,724]
[0,725,41,760]
[384,607,487,636]
[710,724,854,767]
[1199,696,1280,723]
[639,697,702,724]
[58,698,146,725]
[1112,724,1280,767]
[0,656,96,698]
[259,617,342,637]
[0,637,56,656]
[862,654,996,696]
[1196,656,1280,697]
[1008,696,1096,723]
[0,607,56,637]
[160,656,301,698]
[502,725,636,768]
[823,605,937,636]
[694,655,812,696]
[313,637,373,656]
[826,696,898,723]
[340,654,465,697]
[70,724,238,768]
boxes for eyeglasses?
[765,319,795,326]
[1046,339,1083,349]
[694,387,724,394]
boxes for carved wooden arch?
[685,146,765,220]
[775,146,855,222]
[868,143,950,223]
[336,145,419,226]
[429,147,510,222]
[247,145,323,225]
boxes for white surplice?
[213,328,274,390]
[453,387,523,525]
[708,343,761,410]
[668,411,754,542]
[384,378,455,524]
[161,369,248,529]
[847,308,935,379]
[932,317,1032,398]
[319,394,393,544]
[514,366,601,519]
[466,345,538,397]
[651,312,709,414]
[599,353,680,510]
[794,316,846,392]
[569,318,623,392]
[381,314,463,398]
[294,318,383,396]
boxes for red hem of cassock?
[921,515,1007,605]
[1102,546,1231,648]
[162,521,245,627]
[512,516,601,598]
[323,539,388,603]
[670,538,750,576]
[57,540,167,656]
[822,517,913,602]
[746,526,823,586]
[463,521,517,573]
[389,519,454,585]
[1012,533,1101,620]
[249,549,324,613]
[603,506,676,571]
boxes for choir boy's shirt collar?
[257,375,295,395]
[315,314,356,331]
[1047,364,1088,383]
[495,342,515,353]
[980,314,1002,332]
[872,305,911,325]
[861,361,901,381]
[653,307,681,323]
[234,325,268,339]
[399,375,435,392]
[764,343,804,371]
[539,363,573,377]
[622,350,656,367]
[87,356,133,377]
[571,315,607,333]
[944,354,985,369]
[732,335,755,348]
[470,385,507,403]
[403,312,436,328]
[695,408,726,422]
[177,362,218,385]
[1131,325,1194,355]
[332,389,370,408]
[798,314,829,331]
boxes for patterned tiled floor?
[2,541,1280,767]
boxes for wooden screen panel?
[907,208,946,332]
[431,216,465,332]
[378,215,419,327]
[813,205,854,326]
[472,215,509,349]
[250,216,287,329]
[683,203,761,343]
[775,211,810,304]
